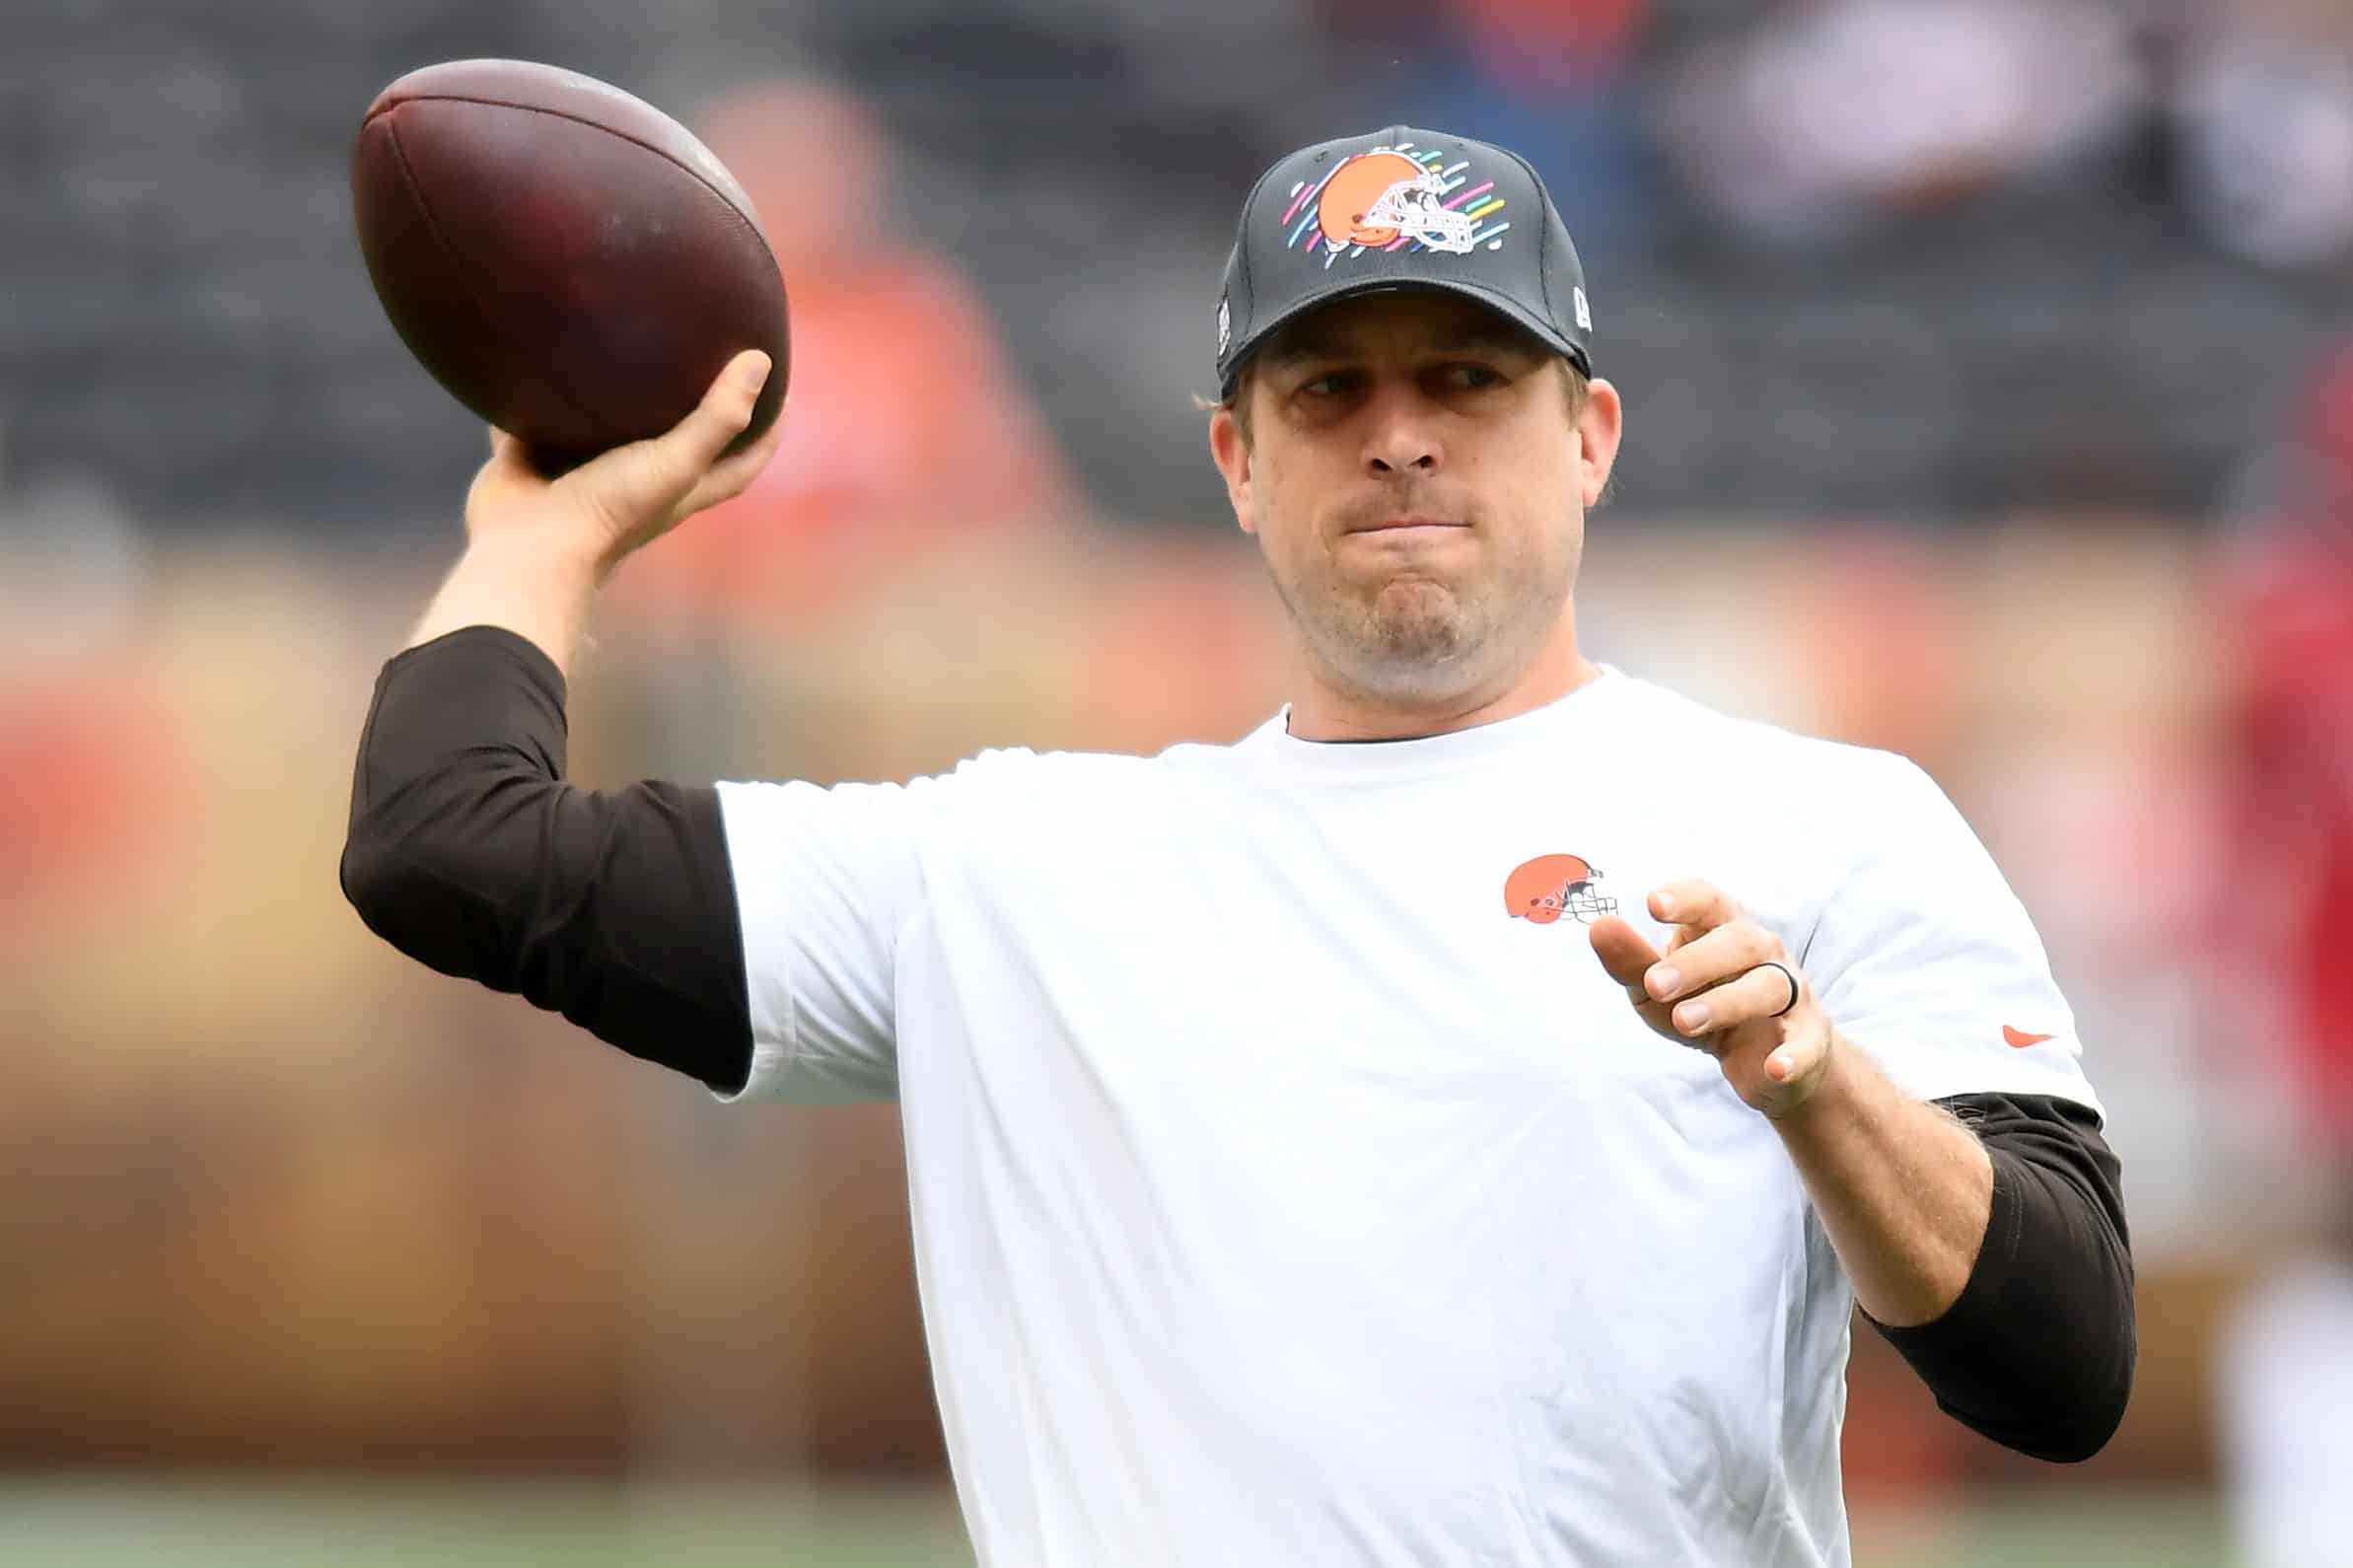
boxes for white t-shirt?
[714,669,2102,1568]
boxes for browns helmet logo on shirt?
[1504,854,1617,926]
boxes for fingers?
[643,347,771,503]
[546,348,773,548]
[1639,917,1782,1004]
[1587,915,1662,992]
[1650,878,1738,929]
[1601,886,1813,1049]
[675,416,782,519]
[666,349,773,471]
[1664,961,1805,1039]
[1764,1028,1830,1093]
[606,349,773,509]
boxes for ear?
[1208,403,1257,535]
[1576,379,1624,511]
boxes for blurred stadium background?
[6,0,2353,1562]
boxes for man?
[343,128,2133,1566]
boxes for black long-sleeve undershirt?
[340,625,752,1093]
[340,624,2136,1461]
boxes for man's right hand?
[463,348,781,582]
[404,349,779,675]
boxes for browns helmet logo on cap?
[1281,142,1512,266]
[1319,150,1475,252]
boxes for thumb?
[1588,915,1661,991]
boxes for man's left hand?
[1590,880,1834,1118]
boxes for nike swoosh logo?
[2003,1026,2054,1049]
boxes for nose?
[1361,386,1442,476]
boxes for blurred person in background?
[1660,0,2147,244]
[2166,0,2353,271]
[2216,1176,2353,1568]
[610,77,1080,626]
[2211,339,2353,1156]
[341,127,2134,1565]
[591,76,1085,785]
[0,479,170,935]
[1311,0,1651,255]
[2211,337,2353,1567]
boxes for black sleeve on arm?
[1865,1092,2135,1462]
[339,625,754,1094]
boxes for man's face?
[1210,292,1622,712]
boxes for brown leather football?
[352,59,788,468]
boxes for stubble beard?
[1268,543,1571,708]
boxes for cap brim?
[1221,276,1592,395]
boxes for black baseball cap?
[1214,126,1594,397]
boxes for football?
[351,59,789,468]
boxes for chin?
[1277,570,1511,703]
[1369,583,1471,652]
[1336,619,1486,703]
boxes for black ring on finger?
[1758,961,1801,1018]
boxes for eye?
[1301,371,1360,398]
[1440,362,1506,391]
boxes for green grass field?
[0,1478,2229,1566]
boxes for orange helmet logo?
[1504,854,1618,926]
[1313,148,1480,254]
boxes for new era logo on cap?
[1214,125,1595,395]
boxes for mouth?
[1345,518,1471,536]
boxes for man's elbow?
[338,808,496,980]
[339,820,397,933]
[1960,1318,2136,1464]
[2035,1330,2136,1463]
[2013,1386,2131,1464]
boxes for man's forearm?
[1757,1023,2132,1461]
[408,534,604,677]
[1769,1033,1993,1327]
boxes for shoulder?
[720,738,1226,826]
[885,741,1218,831]
[942,741,1184,793]
[1613,677,1947,821]
[1598,678,1986,949]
